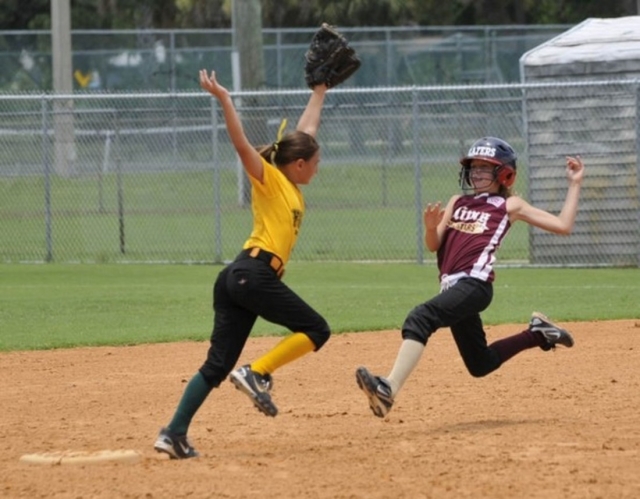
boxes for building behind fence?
[1,82,638,266]
[522,16,640,267]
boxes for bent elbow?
[426,243,439,253]
[561,221,577,235]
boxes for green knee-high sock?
[167,372,213,435]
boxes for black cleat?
[529,312,574,351]
[355,366,394,418]
[229,365,278,417]
[154,427,199,459]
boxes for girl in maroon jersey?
[356,136,585,418]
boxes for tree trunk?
[233,0,268,206]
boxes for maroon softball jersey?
[437,193,511,283]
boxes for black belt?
[238,248,285,278]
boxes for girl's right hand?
[423,202,444,230]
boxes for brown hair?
[498,185,513,198]
[257,130,319,167]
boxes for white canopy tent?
[519,16,640,266]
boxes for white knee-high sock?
[386,339,425,396]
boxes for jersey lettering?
[450,206,490,234]
[292,209,303,235]
[452,206,490,223]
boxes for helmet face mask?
[459,137,517,192]
[463,164,496,191]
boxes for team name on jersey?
[449,206,490,234]
[468,145,496,158]
[292,209,303,235]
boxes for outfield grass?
[0,161,532,263]
[1,263,638,352]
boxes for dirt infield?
[2,320,639,499]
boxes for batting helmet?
[459,137,518,189]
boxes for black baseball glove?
[304,23,361,89]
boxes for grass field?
[1,262,638,352]
[0,160,532,263]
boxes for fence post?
[276,30,283,88]
[211,98,223,264]
[385,28,393,86]
[115,109,125,255]
[521,81,533,263]
[412,87,424,264]
[42,96,53,262]
[170,31,176,93]
[636,81,640,268]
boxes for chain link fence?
[1,26,571,92]
[1,81,639,266]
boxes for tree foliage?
[1,0,637,30]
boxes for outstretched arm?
[296,84,328,137]
[199,69,264,182]
[508,155,585,234]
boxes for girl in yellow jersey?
[154,70,331,459]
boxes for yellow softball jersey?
[242,158,304,265]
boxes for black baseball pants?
[401,277,502,377]
[199,254,330,387]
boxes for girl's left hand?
[199,69,227,98]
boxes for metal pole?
[386,28,392,86]
[115,111,125,255]
[42,97,53,262]
[412,87,424,264]
[170,31,176,92]
[171,32,178,167]
[211,98,223,264]
[276,30,282,88]
[636,82,640,267]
